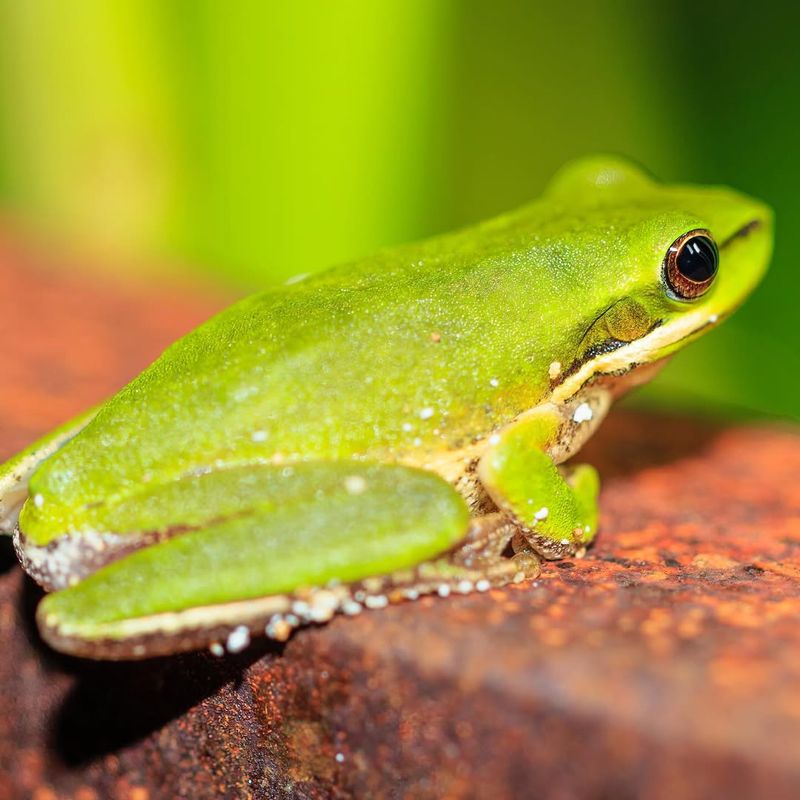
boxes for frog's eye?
[663,229,719,300]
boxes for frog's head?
[544,156,773,400]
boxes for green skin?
[0,156,772,659]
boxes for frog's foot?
[447,511,542,582]
[378,511,541,596]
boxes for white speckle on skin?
[534,507,549,521]
[419,407,434,420]
[560,538,570,545]
[335,753,345,763]
[342,599,363,616]
[489,378,499,388]
[585,525,591,533]
[549,361,562,380]
[233,386,259,403]
[33,493,44,509]
[437,584,451,598]
[364,594,388,610]
[488,433,501,446]
[402,422,413,432]
[309,590,339,621]
[251,430,268,443]
[476,579,491,592]
[710,314,719,323]
[572,402,593,424]
[226,626,251,653]
[209,642,225,657]
[265,616,293,641]
[344,475,368,495]
[457,579,474,594]
[292,600,311,618]
[17,529,123,592]
[363,577,384,593]
[413,437,423,447]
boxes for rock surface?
[1,239,799,799]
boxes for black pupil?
[677,236,718,283]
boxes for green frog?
[0,156,772,659]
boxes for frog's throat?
[549,307,716,407]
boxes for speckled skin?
[0,156,773,658]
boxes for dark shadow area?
[0,534,18,574]
[17,575,283,766]
[582,410,723,481]
[51,642,279,765]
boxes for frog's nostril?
[719,218,763,250]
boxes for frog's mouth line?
[550,216,763,406]
[550,311,714,405]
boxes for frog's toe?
[510,551,542,581]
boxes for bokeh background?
[0,0,796,420]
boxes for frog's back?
[26,185,651,514]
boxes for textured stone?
[1,237,799,799]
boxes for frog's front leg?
[477,404,601,559]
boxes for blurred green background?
[0,0,796,420]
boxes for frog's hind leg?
[35,460,477,659]
[34,461,543,660]
[0,406,99,533]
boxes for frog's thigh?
[477,409,599,559]
[37,460,478,659]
